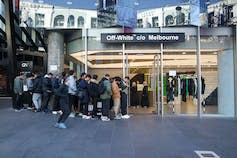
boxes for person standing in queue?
[41,73,53,113]
[13,72,24,112]
[67,70,77,118]
[100,74,112,121]
[112,77,121,119]
[120,76,130,119]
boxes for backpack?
[88,82,99,97]
[98,79,106,95]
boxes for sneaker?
[14,109,22,112]
[52,111,58,115]
[57,123,67,129]
[78,113,83,117]
[101,116,110,121]
[54,123,59,128]
[121,114,130,119]
[43,109,51,113]
[27,107,34,110]
[34,109,41,113]
[114,115,122,120]
[82,115,91,119]
[69,113,75,118]
[58,110,63,115]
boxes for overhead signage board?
[101,33,185,43]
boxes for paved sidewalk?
[0,105,237,158]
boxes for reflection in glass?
[165,15,174,26]
[78,16,84,28]
[35,13,45,27]
[91,18,97,28]
[67,15,75,27]
[54,15,65,27]
[152,16,159,27]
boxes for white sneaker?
[101,116,110,121]
[69,113,75,118]
[82,115,91,119]
[52,111,58,115]
[121,114,130,119]
[14,109,22,112]
[78,113,83,117]
[114,115,122,120]
[58,110,63,115]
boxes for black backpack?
[88,82,99,97]
[98,79,106,95]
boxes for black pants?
[68,94,77,112]
[25,91,33,107]
[14,93,23,110]
[121,92,127,115]
[52,95,60,111]
[57,103,70,123]
[102,99,110,117]
[42,92,51,111]
[91,97,98,116]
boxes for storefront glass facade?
[67,26,235,117]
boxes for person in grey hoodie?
[13,72,24,111]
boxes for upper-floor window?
[67,15,75,27]
[137,19,143,28]
[91,18,97,28]
[152,16,159,27]
[78,16,84,28]
[35,13,44,27]
[54,15,65,27]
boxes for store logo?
[21,63,29,68]
[101,33,185,43]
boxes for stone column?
[218,49,235,117]
[47,31,64,74]
[234,25,237,118]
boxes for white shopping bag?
[97,102,102,108]
[88,104,94,112]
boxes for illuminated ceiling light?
[213,52,217,55]
[182,52,186,55]
[67,1,72,5]
[134,2,139,6]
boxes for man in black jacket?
[32,72,43,112]
[41,73,53,113]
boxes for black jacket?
[33,76,43,93]
[56,83,69,106]
[42,76,52,93]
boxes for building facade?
[1,0,237,118]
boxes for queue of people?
[13,71,131,129]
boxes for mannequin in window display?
[141,81,149,108]
[130,82,138,109]
[175,6,185,25]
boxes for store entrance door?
[123,52,163,115]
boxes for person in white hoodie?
[67,70,77,118]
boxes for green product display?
[186,78,189,96]
[163,76,167,96]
